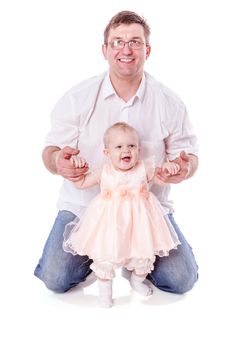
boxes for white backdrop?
[0,0,238,349]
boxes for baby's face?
[105,129,140,171]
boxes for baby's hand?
[70,155,88,168]
[162,161,180,176]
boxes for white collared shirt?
[45,71,198,216]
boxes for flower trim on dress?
[101,185,150,200]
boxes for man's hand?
[156,151,198,184]
[42,146,89,181]
[54,146,89,181]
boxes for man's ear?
[146,44,151,60]
[102,44,107,60]
[103,148,109,157]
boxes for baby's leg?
[130,272,153,296]
[98,278,113,308]
[91,260,116,307]
[124,258,154,296]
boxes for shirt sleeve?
[44,91,80,149]
[164,102,198,160]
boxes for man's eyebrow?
[110,36,142,40]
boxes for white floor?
[2,247,238,350]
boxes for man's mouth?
[118,58,134,63]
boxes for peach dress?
[63,160,180,279]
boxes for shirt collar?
[135,73,146,102]
[102,72,115,99]
[102,71,146,103]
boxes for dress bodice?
[100,161,148,194]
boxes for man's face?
[102,23,151,80]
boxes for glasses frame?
[107,39,146,50]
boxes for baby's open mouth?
[121,156,131,162]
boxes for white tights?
[130,271,153,296]
[98,279,113,308]
[97,271,153,308]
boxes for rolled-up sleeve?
[45,92,80,149]
[164,102,198,160]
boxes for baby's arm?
[146,160,180,185]
[70,155,88,169]
[70,155,101,189]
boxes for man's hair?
[103,122,139,147]
[103,10,151,45]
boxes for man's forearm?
[42,146,61,174]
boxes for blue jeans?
[34,210,198,294]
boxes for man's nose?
[121,43,133,54]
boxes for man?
[34,10,199,294]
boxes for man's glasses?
[107,39,146,50]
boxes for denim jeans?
[34,210,198,293]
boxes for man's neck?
[109,73,143,102]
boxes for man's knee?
[34,264,72,293]
[35,271,72,293]
[149,265,198,294]
[44,279,71,293]
[34,255,93,293]
[172,269,198,294]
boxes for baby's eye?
[116,145,122,149]
[129,144,136,148]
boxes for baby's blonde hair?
[103,122,139,147]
